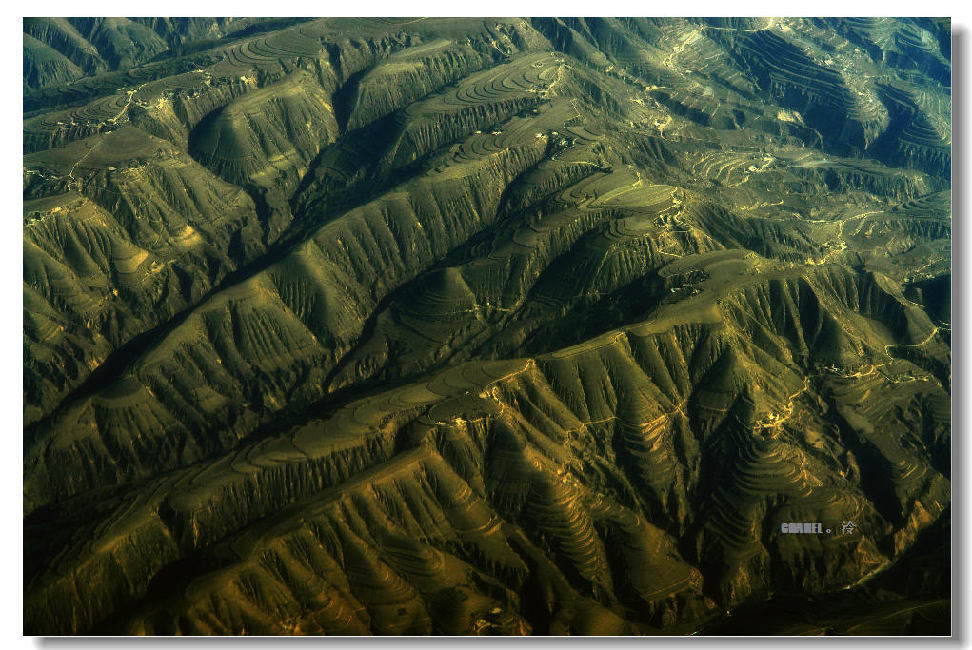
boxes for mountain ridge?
[24,16,950,635]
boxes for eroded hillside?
[23,17,950,635]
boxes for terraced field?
[23,17,950,636]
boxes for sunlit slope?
[24,17,950,635]
[25,267,948,633]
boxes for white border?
[5,7,969,649]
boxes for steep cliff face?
[24,17,950,636]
